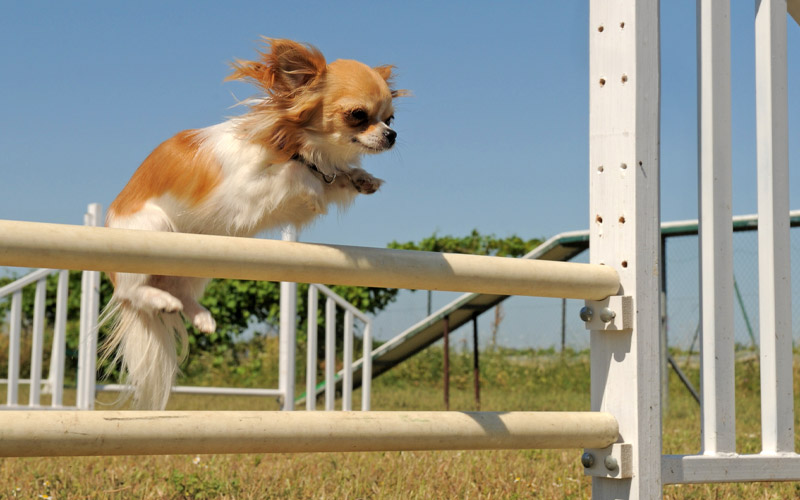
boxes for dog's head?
[227,38,408,164]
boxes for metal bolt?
[581,452,595,468]
[599,307,616,323]
[579,306,593,322]
[604,455,619,471]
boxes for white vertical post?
[76,254,89,409]
[78,203,102,411]
[324,298,336,411]
[755,0,793,454]
[362,321,372,411]
[50,269,69,408]
[342,310,354,411]
[7,291,22,406]
[279,225,298,411]
[589,1,662,498]
[306,285,318,411]
[697,0,736,455]
[28,278,47,406]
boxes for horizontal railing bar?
[0,220,619,300]
[0,268,55,297]
[662,453,800,484]
[0,411,618,457]
[96,384,283,398]
[311,283,371,322]
[0,379,52,385]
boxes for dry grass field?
[1,348,798,499]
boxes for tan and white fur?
[103,38,406,409]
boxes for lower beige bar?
[0,411,618,457]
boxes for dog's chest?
[197,160,327,236]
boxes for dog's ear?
[227,38,326,94]
[268,39,327,91]
[373,64,411,98]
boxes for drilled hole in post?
[597,165,604,173]
[618,216,626,224]
[620,21,625,29]
[638,161,643,166]
[621,260,628,268]
[599,78,606,87]
[621,74,628,84]
[620,163,628,170]
[596,215,603,224]
[598,25,604,32]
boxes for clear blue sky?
[1,2,797,246]
[1,2,798,348]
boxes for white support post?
[77,203,102,411]
[754,0,793,454]
[697,0,736,455]
[279,225,298,411]
[28,278,47,406]
[342,310,354,411]
[324,298,336,411]
[50,269,69,408]
[588,1,662,498]
[362,322,372,411]
[306,285,318,411]
[7,291,22,406]
[76,256,89,409]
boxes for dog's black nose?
[384,129,397,146]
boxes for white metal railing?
[0,204,102,410]
[305,283,372,411]
[90,225,374,411]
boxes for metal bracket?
[580,295,633,332]
[582,443,633,479]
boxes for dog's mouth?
[351,137,392,153]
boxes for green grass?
[1,348,799,499]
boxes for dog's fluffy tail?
[101,296,189,410]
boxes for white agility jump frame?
[0,1,797,499]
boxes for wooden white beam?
[663,454,800,484]
[755,0,793,454]
[589,0,662,498]
[697,0,736,455]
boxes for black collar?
[291,153,337,184]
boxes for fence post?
[279,226,298,411]
[77,203,102,410]
[698,0,735,454]
[306,285,319,411]
[588,1,662,498]
[754,0,793,454]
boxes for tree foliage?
[388,229,542,258]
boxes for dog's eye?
[348,109,368,124]
[384,115,394,126]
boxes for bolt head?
[599,307,616,323]
[579,306,593,322]
[581,452,595,468]
[604,455,619,471]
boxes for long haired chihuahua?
[103,38,406,409]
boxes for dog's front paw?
[192,310,217,334]
[142,288,183,314]
[350,169,384,194]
